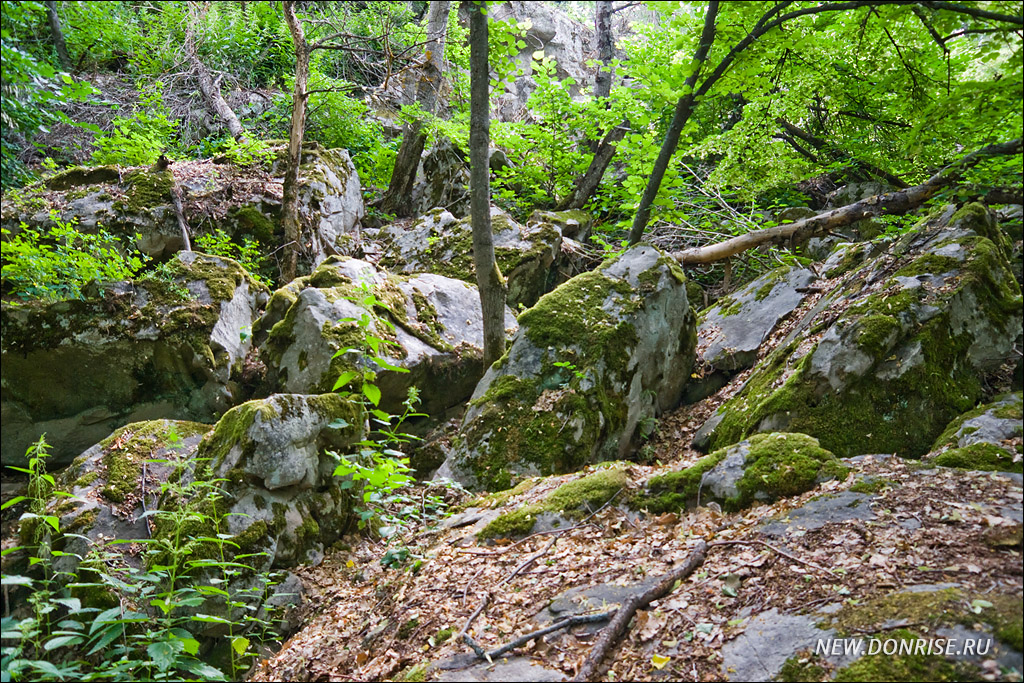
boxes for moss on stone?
[71,470,100,489]
[232,206,277,244]
[479,467,629,539]
[932,443,1022,473]
[715,295,743,318]
[894,254,962,278]
[832,630,970,682]
[931,394,1023,450]
[63,508,98,534]
[849,477,896,494]
[115,169,174,213]
[633,452,727,513]
[824,244,869,279]
[854,314,902,360]
[45,165,120,191]
[395,662,429,682]
[734,433,847,505]
[100,445,142,503]
[777,655,828,682]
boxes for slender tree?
[44,1,71,70]
[281,0,309,283]
[468,1,507,368]
[379,1,451,217]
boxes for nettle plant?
[0,434,281,681]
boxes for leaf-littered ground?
[249,374,1023,682]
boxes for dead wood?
[671,138,1022,265]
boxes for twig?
[498,535,557,586]
[488,610,617,660]
[709,539,838,576]
[573,540,709,681]
[459,593,490,658]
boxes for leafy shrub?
[1,215,149,301]
[194,229,274,287]
[91,80,177,166]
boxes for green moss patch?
[932,443,1022,473]
[832,630,972,682]
[478,468,629,539]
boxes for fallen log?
[671,138,1022,265]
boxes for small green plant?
[552,360,587,387]
[1,214,149,301]
[91,80,177,166]
[0,432,280,681]
[214,137,276,168]
[194,228,273,286]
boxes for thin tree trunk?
[45,1,71,70]
[671,138,1022,265]
[186,6,247,143]
[627,2,720,245]
[282,0,309,283]
[593,1,614,100]
[468,1,506,368]
[563,122,627,210]
[380,1,450,217]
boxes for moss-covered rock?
[378,205,563,309]
[478,467,629,539]
[441,245,697,491]
[635,433,847,513]
[927,392,1022,472]
[1,252,269,467]
[696,204,1022,458]
[255,255,518,421]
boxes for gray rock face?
[378,205,563,309]
[256,256,518,420]
[412,138,471,217]
[688,265,817,402]
[440,245,697,490]
[483,2,595,120]
[1,252,268,467]
[1,145,364,270]
[721,609,839,682]
[696,204,1023,458]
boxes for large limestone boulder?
[687,265,818,402]
[440,245,697,490]
[695,204,1023,457]
[1,252,268,467]
[0,143,363,269]
[255,256,518,420]
[378,206,563,309]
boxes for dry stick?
[572,540,709,682]
[171,183,191,252]
[488,610,617,660]
[459,594,490,658]
[709,539,838,577]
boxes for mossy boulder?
[636,432,847,513]
[255,256,518,421]
[478,467,629,539]
[410,138,471,217]
[1,252,269,467]
[377,205,563,309]
[440,245,697,491]
[695,204,1022,458]
[688,265,818,402]
[927,392,1023,473]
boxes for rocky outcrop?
[440,245,697,490]
[927,392,1023,472]
[378,206,564,309]
[0,143,364,269]
[411,138,471,218]
[255,256,518,420]
[695,204,1023,457]
[688,265,817,402]
[636,432,848,513]
[1,252,268,467]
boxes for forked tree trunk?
[380,1,451,217]
[281,0,309,283]
[468,1,507,368]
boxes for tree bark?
[563,122,628,210]
[627,2,720,245]
[186,4,248,142]
[379,1,450,217]
[45,1,71,70]
[670,138,1023,265]
[468,1,507,368]
[281,0,309,283]
[593,1,614,100]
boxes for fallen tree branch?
[488,610,617,660]
[671,138,1022,265]
[573,540,708,681]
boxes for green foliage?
[194,229,274,287]
[1,214,149,301]
[0,434,282,681]
[91,80,177,166]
